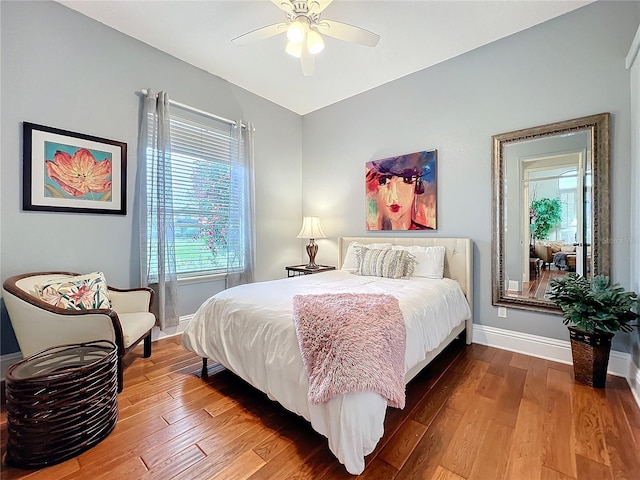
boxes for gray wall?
[0,0,303,354]
[302,1,639,352]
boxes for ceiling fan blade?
[308,0,334,14]
[270,0,293,14]
[231,23,287,46]
[317,19,380,47]
[300,43,315,77]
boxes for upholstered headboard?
[338,237,474,335]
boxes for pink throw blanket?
[292,293,406,409]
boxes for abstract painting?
[366,150,437,230]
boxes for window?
[146,109,245,279]
[527,166,579,243]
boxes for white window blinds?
[146,110,244,278]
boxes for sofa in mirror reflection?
[533,241,590,271]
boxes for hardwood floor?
[508,266,567,301]
[2,335,639,479]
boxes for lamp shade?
[296,216,326,239]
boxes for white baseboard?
[1,314,195,382]
[151,314,193,342]
[473,325,636,407]
[474,324,573,365]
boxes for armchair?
[533,241,566,269]
[533,242,553,267]
[2,272,156,393]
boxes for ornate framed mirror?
[491,113,610,313]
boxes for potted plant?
[547,273,638,387]
[530,197,562,241]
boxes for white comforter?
[181,270,471,474]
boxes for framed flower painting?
[22,122,127,215]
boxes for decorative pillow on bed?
[355,247,415,279]
[392,245,446,279]
[341,242,392,273]
[34,272,112,310]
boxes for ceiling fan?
[231,0,380,76]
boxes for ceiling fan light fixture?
[285,40,302,58]
[232,0,381,76]
[286,20,307,44]
[306,29,324,54]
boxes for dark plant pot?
[568,326,614,388]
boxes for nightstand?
[286,264,336,277]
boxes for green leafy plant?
[530,197,562,240]
[547,273,639,333]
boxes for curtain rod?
[139,89,246,129]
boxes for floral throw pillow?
[34,272,112,310]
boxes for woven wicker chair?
[2,272,156,393]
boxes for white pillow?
[341,242,392,273]
[392,245,446,279]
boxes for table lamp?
[296,216,326,269]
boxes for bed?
[181,236,473,474]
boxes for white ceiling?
[57,0,594,115]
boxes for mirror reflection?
[492,113,610,313]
